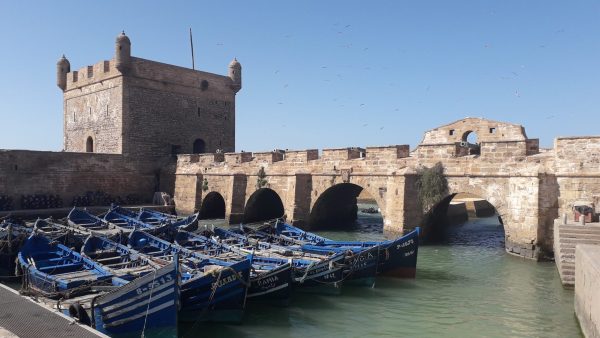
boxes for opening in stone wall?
[199,191,226,219]
[308,183,383,232]
[461,131,480,155]
[86,136,94,153]
[244,188,284,223]
[422,192,504,248]
[193,138,206,154]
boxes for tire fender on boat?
[68,302,91,326]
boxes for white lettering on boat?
[397,239,414,250]
[135,274,173,295]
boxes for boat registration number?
[136,274,173,295]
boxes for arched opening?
[86,136,94,153]
[309,183,383,231]
[460,131,480,155]
[199,192,225,219]
[244,188,284,223]
[422,192,504,247]
[193,138,206,154]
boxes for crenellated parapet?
[173,118,600,260]
[59,31,241,157]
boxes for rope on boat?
[140,269,158,338]
[183,265,250,338]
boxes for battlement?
[65,59,120,91]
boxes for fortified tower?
[57,32,241,158]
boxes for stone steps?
[554,223,600,287]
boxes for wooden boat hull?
[247,261,293,304]
[179,259,251,323]
[18,234,113,299]
[128,230,252,323]
[291,253,345,294]
[92,262,179,337]
[276,221,420,278]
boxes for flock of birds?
[208,22,566,131]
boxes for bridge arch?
[244,188,285,223]
[423,189,506,245]
[309,182,385,229]
[199,191,226,219]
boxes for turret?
[56,55,70,91]
[115,31,131,73]
[228,58,242,93]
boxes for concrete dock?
[0,283,107,338]
[554,220,600,287]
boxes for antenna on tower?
[189,27,195,70]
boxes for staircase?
[554,221,600,287]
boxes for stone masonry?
[2,33,599,262]
[174,117,600,260]
[1,32,241,212]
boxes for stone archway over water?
[309,183,383,230]
[244,188,285,223]
[199,191,226,219]
[423,192,505,245]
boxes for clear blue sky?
[0,1,598,151]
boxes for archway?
[244,188,284,223]
[422,192,504,247]
[309,183,383,230]
[461,131,480,155]
[86,136,94,153]
[193,139,206,154]
[199,192,225,219]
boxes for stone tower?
[58,32,241,158]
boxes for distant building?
[57,31,241,159]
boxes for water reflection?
[187,203,581,338]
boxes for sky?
[0,1,598,152]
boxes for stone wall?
[554,137,600,220]
[173,118,600,260]
[0,150,156,209]
[122,57,236,158]
[63,60,123,154]
[575,244,600,337]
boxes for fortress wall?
[122,58,236,158]
[0,150,155,209]
[63,75,123,154]
[554,137,600,218]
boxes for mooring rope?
[140,268,158,338]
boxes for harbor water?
[186,203,582,338]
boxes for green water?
[186,204,582,338]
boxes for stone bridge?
[173,118,600,260]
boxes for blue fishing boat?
[111,205,199,232]
[136,207,199,232]
[127,230,252,323]
[2,218,89,276]
[81,235,165,281]
[17,231,179,337]
[17,233,114,298]
[91,260,179,338]
[0,220,32,276]
[269,220,420,278]
[175,230,293,304]
[207,226,346,294]
[67,207,124,237]
[33,218,89,250]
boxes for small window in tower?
[449,129,455,136]
[200,80,209,91]
[72,111,75,122]
[489,127,496,134]
[197,107,201,117]
[86,137,94,153]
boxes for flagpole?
[190,27,195,70]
